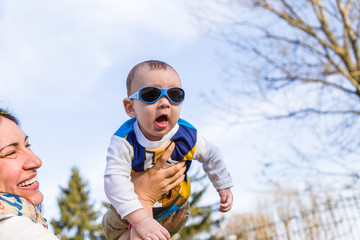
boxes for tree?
[51,167,103,240]
[193,0,360,186]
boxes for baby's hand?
[133,215,170,240]
[218,188,233,212]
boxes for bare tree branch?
[193,0,360,184]
[265,108,360,120]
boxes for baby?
[103,60,233,240]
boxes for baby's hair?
[126,60,177,96]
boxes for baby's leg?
[118,230,130,240]
[102,206,130,240]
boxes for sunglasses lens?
[168,88,184,103]
[140,87,161,103]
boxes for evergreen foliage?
[51,167,103,240]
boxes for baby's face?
[127,67,182,141]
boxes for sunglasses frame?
[129,86,185,104]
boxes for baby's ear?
[123,98,136,118]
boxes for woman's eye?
[26,143,31,148]
[3,151,15,157]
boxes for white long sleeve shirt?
[0,215,59,240]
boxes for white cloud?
[0,0,198,103]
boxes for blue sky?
[0,0,270,224]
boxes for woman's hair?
[0,108,19,125]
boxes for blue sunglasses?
[129,86,185,104]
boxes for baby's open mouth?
[17,177,37,187]
[156,115,168,129]
[156,115,168,123]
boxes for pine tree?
[51,167,103,240]
[176,172,223,240]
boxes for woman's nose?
[23,150,42,170]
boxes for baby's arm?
[195,134,234,212]
[218,188,233,212]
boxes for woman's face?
[0,117,43,205]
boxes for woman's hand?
[131,142,186,208]
[161,208,188,236]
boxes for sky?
[0,0,272,226]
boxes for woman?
[0,108,186,239]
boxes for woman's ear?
[123,98,136,118]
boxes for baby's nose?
[158,95,171,107]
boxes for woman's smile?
[17,176,38,187]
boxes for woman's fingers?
[170,164,186,182]
[153,142,175,170]
[161,162,186,191]
[163,160,185,179]
[166,175,184,192]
